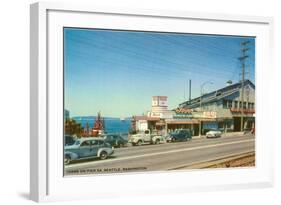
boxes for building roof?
[165,119,200,124]
[179,80,255,108]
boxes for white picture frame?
[30,2,274,202]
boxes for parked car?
[202,128,218,135]
[206,130,222,138]
[64,137,114,165]
[64,135,76,146]
[129,129,165,146]
[102,134,128,147]
[166,129,192,142]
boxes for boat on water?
[120,117,126,121]
[92,112,105,137]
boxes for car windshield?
[171,130,180,134]
[118,136,125,140]
[74,140,80,145]
[103,135,115,139]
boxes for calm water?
[73,117,131,135]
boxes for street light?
[200,81,214,110]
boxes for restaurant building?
[179,79,255,133]
[131,80,255,137]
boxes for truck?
[128,129,165,146]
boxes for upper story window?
[223,100,233,109]
[227,100,233,108]
[223,100,227,108]
[234,101,238,108]
[248,102,255,109]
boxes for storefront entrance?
[233,117,241,131]
[233,116,255,131]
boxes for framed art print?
[30,2,274,202]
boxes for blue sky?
[64,28,255,117]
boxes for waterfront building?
[132,96,200,136]
[131,115,160,132]
[167,108,200,136]
[179,79,255,133]
[132,80,255,137]
[132,96,172,133]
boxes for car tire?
[100,151,108,160]
[137,140,142,146]
[172,138,176,142]
[64,155,71,165]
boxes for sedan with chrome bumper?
[64,137,114,165]
[206,130,222,138]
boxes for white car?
[206,130,222,138]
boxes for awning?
[165,119,199,124]
[200,118,217,122]
[155,122,166,126]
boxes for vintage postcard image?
[63,28,255,176]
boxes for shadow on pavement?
[17,192,29,200]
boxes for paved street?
[64,133,255,175]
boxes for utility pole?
[239,41,250,132]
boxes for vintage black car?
[102,134,128,147]
[166,129,192,142]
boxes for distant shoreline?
[72,116,132,120]
[72,116,131,134]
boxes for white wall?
[0,0,280,205]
